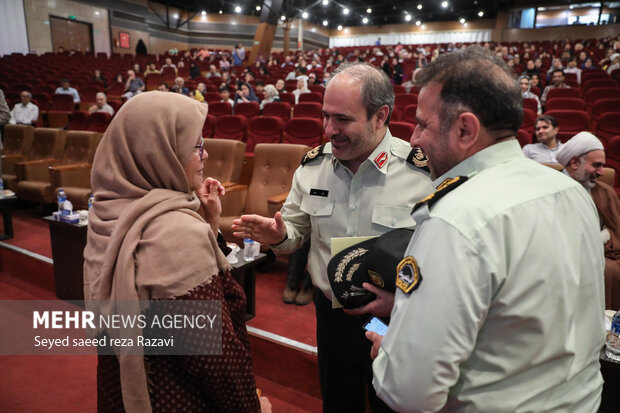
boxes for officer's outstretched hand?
[366,331,383,360]
[232,211,287,245]
[344,282,394,317]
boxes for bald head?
[328,62,395,124]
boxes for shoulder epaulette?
[406,147,430,173]
[412,176,469,214]
[301,144,326,165]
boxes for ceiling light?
[478,11,484,17]
[302,12,309,19]
[417,4,422,10]
[415,20,421,26]
[201,10,206,16]
[311,27,316,32]
[459,18,466,24]
[538,7,546,11]
[256,5,261,11]
[94,10,100,15]
[323,20,328,26]
[322,0,328,5]
[172,13,178,18]
[569,5,574,9]
[281,15,286,21]
[343,8,349,15]
[367,8,372,14]
[235,6,241,13]
[219,9,223,14]
[337,25,343,30]
[405,14,412,22]
[362,17,368,24]
[441,1,449,8]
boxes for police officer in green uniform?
[368,46,606,412]
[232,63,433,412]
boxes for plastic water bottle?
[243,238,255,261]
[607,308,620,361]
[57,188,67,212]
[88,194,94,209]
[0,177,4,197]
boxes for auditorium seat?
[298,92,323,104]
[1,125,35,189]
[202,114,216,139]
[595,112,620,144]
[262,102,291,122]
[106,83,125,99]
[590,99,620,130]
[214,115,247,141]
[218,143,311,245]
[283,117,323,147]
[584,87,620,111]
[516,129,532,147]
[545,88,580,101]
[209,101,233,118]
[204,92,220,103]
[234,102,260,120]
[87,112,113,133]
[47,94,75,128]
[278,93,295,106]
[145,73,161,91]
[581,79,616,94]
[399,104,418,125]
[15,130,100,204]
[522,98,539,114]
[394,94,418,120]
[544,98,586,111]
[293,102,323,119]
[544,110,590,142]
[246,116,284,152]
[203,139,246,185]
[603,136,620,188]
[520,108,537,135]
[68,111,89,131]
[388,122,415,142]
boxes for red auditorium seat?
[262,102,291,121]
[582,79,616,93]
[530,86,541,97]
[234,102,260,120]
[595,112,620,144]
[308,85,324,94]
[106,83,125,99]
[520,108,537,135]
[279,93,295,106]
[87,112,113,133]
[298,92,323,104]
[581,71,609,83]
[389,122,415,142]
[516,129,532,147]
[202,114,216,139]
[393,85,406,94]
[214,115,247,141]
[68,111,89,130]
[208,102,233,118]
[47,94,75,128]
[246,116,285,152]
[603,136,620,188]
[584,87,620,110]
[522,98,538,114]
[204,92,220,103]
[545,88,580,101]
[293,102,323,119]
[394,94,417,120]
[590,99,620,130]
[283,117,323,147]
[400,104,418,125]
[544,98,586,111]
[544,110,590,142]
[145,73,161,91]
[161,67,176,83]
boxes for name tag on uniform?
[310,188,329,197]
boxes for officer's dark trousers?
[313,289,394,413]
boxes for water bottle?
[243,238,255,261]
[0,177,4,197]
[607,308,620,361]
[57,188,67,212]
[88,194,94,209]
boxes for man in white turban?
[557,131,620,310]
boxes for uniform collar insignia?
[412,175,469,214]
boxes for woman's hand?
[196,177,225,233]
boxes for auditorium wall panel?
[500,23,620,42]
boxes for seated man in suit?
[557,131,620,310]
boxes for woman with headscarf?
[233,82,260,106]
[519,75,542,115]
[83,91,270,413]
[259,84,280,110]
[292,77,310,104]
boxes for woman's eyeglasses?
[196,137,204,161]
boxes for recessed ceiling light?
[367,8,372,14]
[362,17,368,24]
[478,11,484,17]
[235,6,241,13]
[337,25,343,30]
[459,18,466,24]
[281,15,286,21]
[219,9,223,14]
[302,12,309,19]
[201,10,206,16]
[405,14,412,22]
[322,0,328,5]
[256,5,261,11]
[323,20,328,26]
[538,7,546,11]
[311,27,316,32]
[441,1,449,8]
[415,20,421,26]
[417,4,422,10]
[94,10,100,15]
[343,8,349,15]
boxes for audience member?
[92,69,107,88]
[174,77,189,95]
[55,78,81,104]
[189,61,201,79]
[564,57,582,84]
[143,63,159,77]
[292,77,310,104]
[541,69,570,105]
[157,83,170,92]
[123,70,145,99]
[231,62,433,413]
[232,44,245,66]
[607,53,620,74]
[519,75,542,114]
[88,92,114,115]
[274,79,286,94]
[9,91,39,125]
[219,55,231,71]
[219,86,234,106]
[254,81,265,99]
[260,84,279,110]
[556,132,620,310]
[233,83,259,105]
[368,45,605,413]
[160,57,177,75]
[523,115,563,162]
[206,64,221,79]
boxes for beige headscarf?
[83,91,230,412]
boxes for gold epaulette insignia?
[412,175,469,213]
[406,147,430,172]
[301,144,326,165]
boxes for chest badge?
[396,256,422,294]
[374,151,388,169]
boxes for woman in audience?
[260,84,280,110]
[233,82,260,105]
[83,91,270,413]
[519,75,542,115]
[292,77,310,104]
[219,55,231,71]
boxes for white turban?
[555,132,604,166]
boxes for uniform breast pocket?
[371,204,416,229]
[300,195,334,240]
